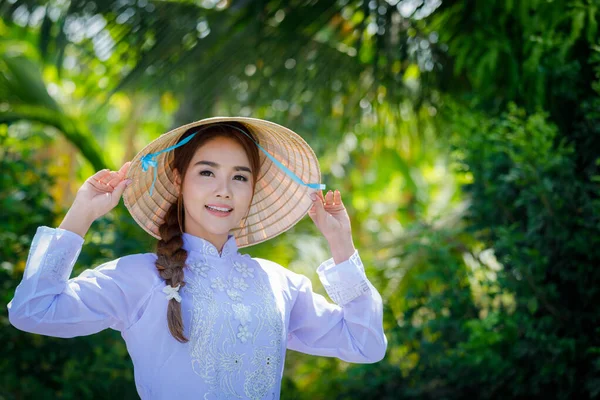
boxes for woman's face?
[176,136,254,245]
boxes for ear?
[173,168,182,193]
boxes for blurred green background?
[1,0,599,398]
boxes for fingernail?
[125,179,133,186]
[309,192,317,201]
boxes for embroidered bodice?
[179,233,286,398]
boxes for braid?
[155,196,188,343]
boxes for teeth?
[207,205,232,212]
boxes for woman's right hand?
[72,161,132,222]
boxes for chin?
[190,216,242,236]
[207,227,236,236]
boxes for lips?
[205,204,233,212]
[205,207,232,218]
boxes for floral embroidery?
[30,229,82,282]
[210,277,227,291]
[43,249,74,281]
[187,278,219,378]
[227,288,243,302]
[232,277,249,291]
[242,277,284,399]
[202,241,219,257]
[186,235,236,258]
[232,303,252,325]
[234,261,254,278]
[324,280,371,306]
[237,325,250,343]
[318,251,371,305]
[188,260,211,278]
[186,255,283,399]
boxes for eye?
[200,170,247,181]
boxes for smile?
[205,205,233,215]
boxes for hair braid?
[155,195,188,343]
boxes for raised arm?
[282,189,387,362]
[7,162,160,337]
[285,250,387,363]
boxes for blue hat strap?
[221,124,326,191]
[140,124,325,196]
[141,132,198,196]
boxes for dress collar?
[181,232,238,258]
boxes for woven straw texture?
[123,116,322,248]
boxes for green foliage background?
[1,0,598,399]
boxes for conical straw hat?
[123,116,324,248]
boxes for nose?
[215,176,232,199]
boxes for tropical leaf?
[0,49,110,170]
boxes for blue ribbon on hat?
[140,124,325,196]
[141,132,198,196]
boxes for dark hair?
[154,122,261,343]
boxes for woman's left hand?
[308,189,351,238]
[308,190,355,263]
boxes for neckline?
[181,233,238,258]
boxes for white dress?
[8,226,387,399]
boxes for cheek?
[184,177,212,196]
[181,181,210,210]
[236,184,254,207]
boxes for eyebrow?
[194,160,252,173]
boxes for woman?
[8,117,387,399]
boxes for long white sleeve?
[286,250,387,363]
[7,226,160,338]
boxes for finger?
[310,191,327,222]
[307,204,317,223]
[95,170,117,183]
[333,190,343,206]
[88,180,111,193]
[95,172,116,190]
[307,192,320,220]
[96,163,130,187]
[309,190,325,209]
[119,161,131,174]
[325,190,334,205]
[111,178,132,203]
[89,169,111,182]
[107,172,124,188]
[117,161,131,178]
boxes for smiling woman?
[7,117,387,399]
